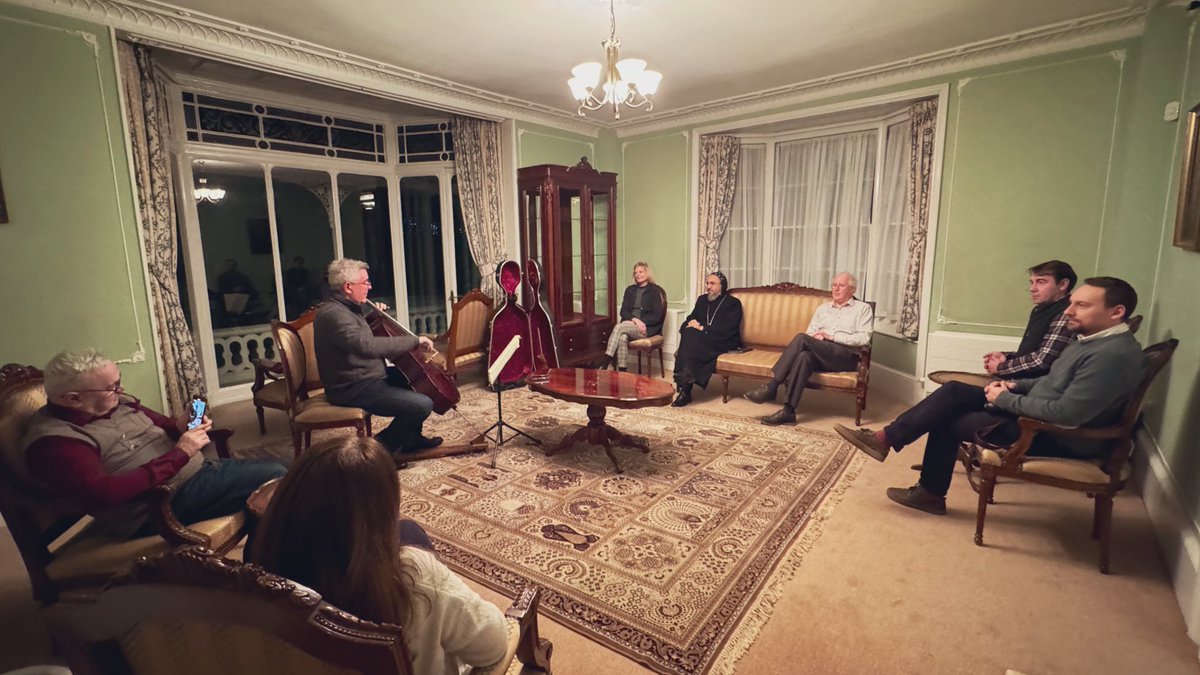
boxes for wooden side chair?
[627,285,669,377]
[970,338,1178,573]
[46,546,554,675]
[250,306,319,435]
[431,289,494,382]
[272,316,372,456]
[0,364,247,604]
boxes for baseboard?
[1133,426,1200,649]
[870,364,924,406]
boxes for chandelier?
[194,177,226,204]
[567,0,661,119]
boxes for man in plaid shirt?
[983,260,1077,378]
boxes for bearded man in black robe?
[672,272,743,407]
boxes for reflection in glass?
[593,192,609,319]
[400,176,448,335]
[557,188,583,323]
[192,161,275,386]
[272,167,335,320]
[339,174,394,311]
[451,177,482,294]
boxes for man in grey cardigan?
[314,258,441,460]
[836,277,1144,515]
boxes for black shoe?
[760,408,796,425]
[834,424,890,463]
[593,354,613,370]
[400,435,443,454]
[671,391,692,407]
[886,484,947,515]
[392,454,411,470]
[744,384,776,404]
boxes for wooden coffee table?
[528,368,675,473]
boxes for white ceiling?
[149,0,1148,123]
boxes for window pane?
[719,144,765,287]
[272,167,335,320]
[400,176,448,335]
[339,174,394,310]
[192,161,275,387]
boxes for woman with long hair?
[252,436,507,675]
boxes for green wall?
[620,132,691,306]
[1101,6,1200,520]
[516,121,600,170]
[0,6,163,409]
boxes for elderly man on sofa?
[744,272,873,425]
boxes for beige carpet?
[2,378,1198,674]
[245,384,861,674]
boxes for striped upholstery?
[276,327,306,399]
[444,290,495,378]
[295,320,322,389]
[456,300,490,353]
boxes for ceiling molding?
[612,4,1151,138]
[11,0,602,137]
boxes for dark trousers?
[137,458,289,545]
[398,518,435,551]
[771,334,859,409]
[332,367,434,451]
[884,381,1086,496]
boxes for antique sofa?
[714,282,873,424]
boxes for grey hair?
[832,272,858,289]
[632,261,655,284]
[326,258,369,289]
[44,349,113,398]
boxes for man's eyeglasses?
[71,383,125,395]
[349,279,372,287]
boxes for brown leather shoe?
[886,484,946,515]
[834,424,889,463]
[744,385,776,404]
[760,408,796,425]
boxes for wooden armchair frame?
[970,338,1178,573]
[0,364,246,604]
[431,289,495,382]
[627,284,670,377]
[47,546,553,675]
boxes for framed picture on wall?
[1174,102,1200,252]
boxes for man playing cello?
[314,258,443,462]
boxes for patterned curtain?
[696,135,741,292]
[897,100,938,339]
[118,42,206,413]
[451,115,508,300]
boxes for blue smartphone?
[187,397,207,430]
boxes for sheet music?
[488,335,522,385]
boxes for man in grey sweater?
[835,277,1144,515]
[314,258,441,459]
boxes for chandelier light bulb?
[566,0,659,119]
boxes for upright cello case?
[522,259,559,378]
[486,260,533,386]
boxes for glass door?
[338,173,395,315]
[271,167,335,320]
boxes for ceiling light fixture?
[194,177,226,204]
[567,0,661,119]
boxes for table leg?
[545,404,651,474]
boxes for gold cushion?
[729,289,828,348]
[715,349,780,378]
[46,513,245,580]
[293,395,367,424]
[808,371,859,389]
[629,335,664,350]
[454,351,486,368]
[252,379,289,408]
[468,617,520,675]
[978,450,1131,484]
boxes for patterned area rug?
[244,384,861,675]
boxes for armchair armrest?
[983,416,1123,469]
[251,358,282,392]
[506,586,553,673]
[143,484,210,548]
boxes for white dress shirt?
[806,299,874,347]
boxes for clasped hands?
[983,379,1016,403]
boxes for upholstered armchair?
[626,285,670,377]
[432,289,495,382]
[0,364,247,604]
[272,315,372,455]
[47,546,554,675]
[968,339,1178,573]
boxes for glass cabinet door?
[591,190,611,321]
[557,187,584,325]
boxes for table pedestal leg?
[545,404,650,473]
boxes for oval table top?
[528,368,675,409]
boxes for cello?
[364,304,460,414]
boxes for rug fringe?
[708,452,867,675]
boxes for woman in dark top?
[595,262,665,371]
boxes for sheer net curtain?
[717,145,765,287]
[773,131,877,288]
[866,120,912,329]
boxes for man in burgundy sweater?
[20,349,286,538]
